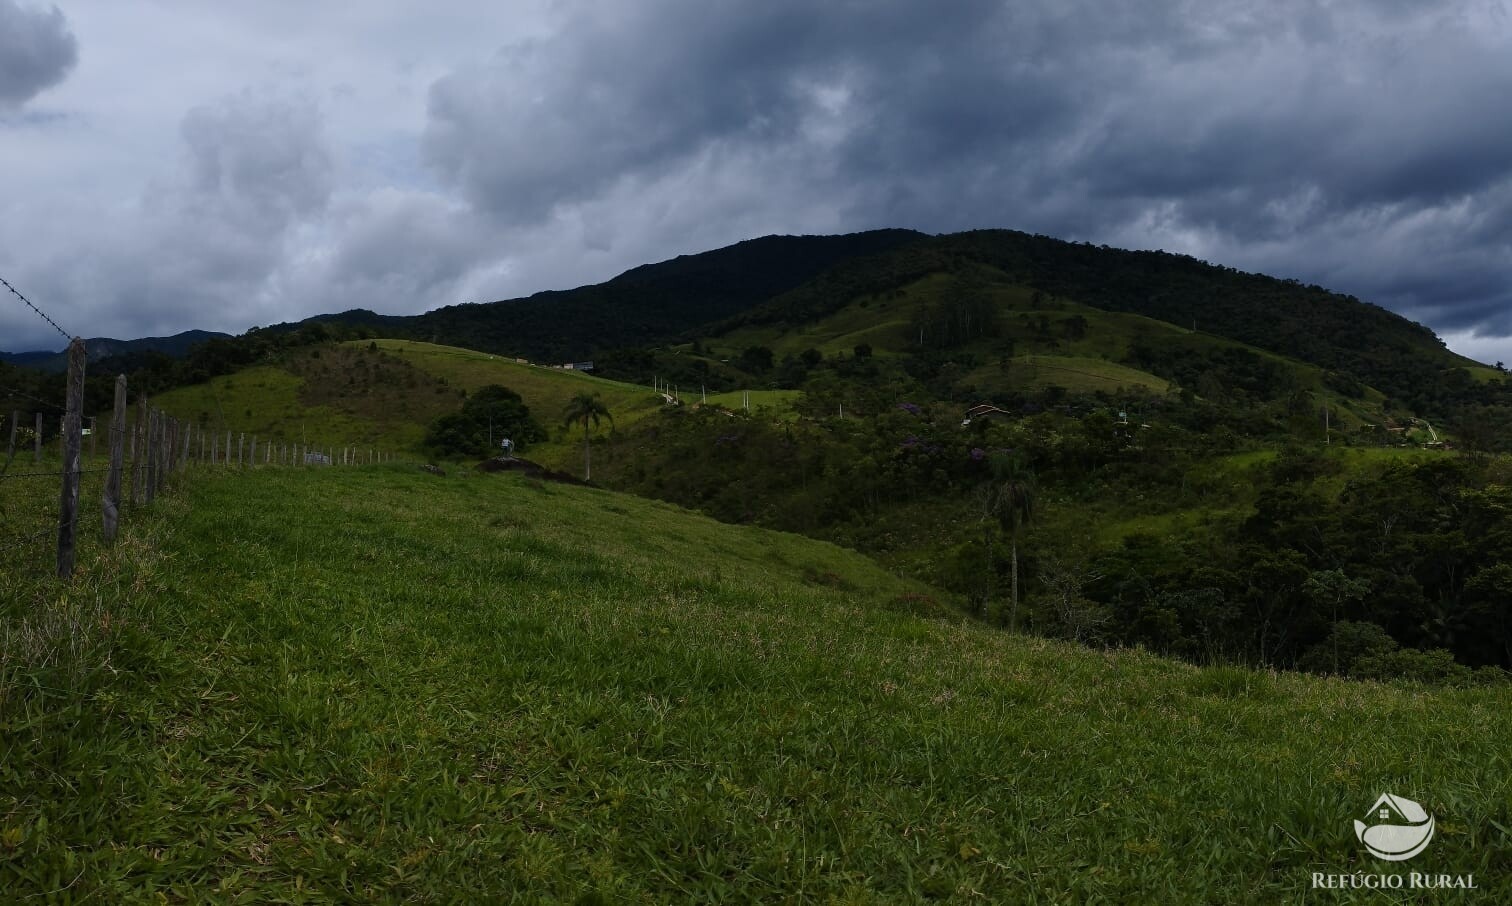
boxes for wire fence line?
[0,274,72,342]
[0,468,114,483]
[2,339,407,581]
[0,385,66,413]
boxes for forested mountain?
[400,230,925,361]
[15,228,1500,427]
[716,230,1495,419]
[0,330,231,372]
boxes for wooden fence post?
[6,409,15,460]
[133,395,148,506]
[182,422,191,471]
[250,435,257,468]
[238,433,244,467]
[224,431,231,466]
[57,338,85,578]
[34,412,42,463]
[88,416,97,460]
[102,374,127,544]
[145,409,158,505]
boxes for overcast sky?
[2,1,1510,365]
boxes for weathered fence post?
[182,422,191,471]
[6,409,15,460]
[149,412,159,501]
[34,412,42,463]
[57,338,86,578]
[238,432,244,467]
[224,431,231,466]
[88,416,98,460]
[250,435,257,468]
[161,417,171,488]
[133,395,148,506]
[102,374,127,544]
[146,409,158,504]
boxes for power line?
[0,274,71,343]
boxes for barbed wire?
[0,518,73,556]
[0,467,114,482]
[0,386,65,413]
[0,274,71,343]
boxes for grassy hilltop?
[3,464,1508,901]
[149,339,673,470]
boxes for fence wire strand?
[0,274,71,342]
[0,386,66,413]
[0,468,114,482]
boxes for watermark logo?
[1354,793,1435,862]
[1312,793,1476,890]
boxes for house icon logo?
[1354,793,1435,861]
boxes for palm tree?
[990,454,1035,630]
[562,393,612,480]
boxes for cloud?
[6,1,1512,364]
[0,1,76,109]
[414,0,1512,362]
[5,91,337,345]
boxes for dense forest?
[592,352,1511,683]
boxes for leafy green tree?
[563,393,613,480]
[736,346,775,374]
[1303,570,1371,673]
[986,454,1035,630]
[424,385,544,459]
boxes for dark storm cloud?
[0,0,76,109]
[17,92,336,345]
[418,0,1512,358]
[7,2,1512,362]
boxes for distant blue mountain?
[0,329,231,371]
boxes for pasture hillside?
[146,341,667,468]
[2,464,1507,901]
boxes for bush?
[1299,621,1397,675]
[1353,647,1473,686]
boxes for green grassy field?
[700,389,803,414]
[148,340,804,472]
[3,464,1508,902]
[147,340,666,470]
[965,355,1173,396]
